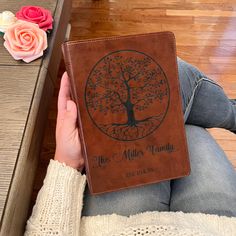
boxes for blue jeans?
[82,58,236,217]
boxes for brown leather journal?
[62,32,190,195]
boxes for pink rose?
[16,6,53,31]
[3,21,47,63]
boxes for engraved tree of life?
[85,50,170,141]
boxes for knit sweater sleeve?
[24,159,86,236]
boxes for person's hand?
[54,72,84,171]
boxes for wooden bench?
[0,0,71,235]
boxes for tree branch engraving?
[85,51,169,141]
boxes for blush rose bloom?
[3,21,47,63]
[16,6,53,31]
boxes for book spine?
[61,43,93,192]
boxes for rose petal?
[3,21,47,63]
[27,7,43,18]
[16,6,53,31]
[23,51,43,63]
[4,29,19,50]
[34,35,43,55]
[4,41,22,60]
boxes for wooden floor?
[31,0,236,209]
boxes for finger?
[62,100,78,133]
[58,72,71,111]
[57,72,71,125]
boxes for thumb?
[63,100,78,130]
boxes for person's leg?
[170,125,236,217]
[178,58,236,132]
[82,180,170,216]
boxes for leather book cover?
[62,32,190,195]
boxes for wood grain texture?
[0,66,39,223]
[1,69,54,236]
[0,150,19,220]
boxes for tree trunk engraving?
[85,50,169,141]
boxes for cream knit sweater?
[25,160,236,236]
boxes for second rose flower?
[16,6,53,31]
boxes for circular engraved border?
[85,49,170,141]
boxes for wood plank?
[167,9,236,17]
[209,128,236,139]
[177,46,236,57]
[72,0,236,11]
[0,149,19,221]
[0,66,39,224]
[71,12,194,25]
[1,68,54,236]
